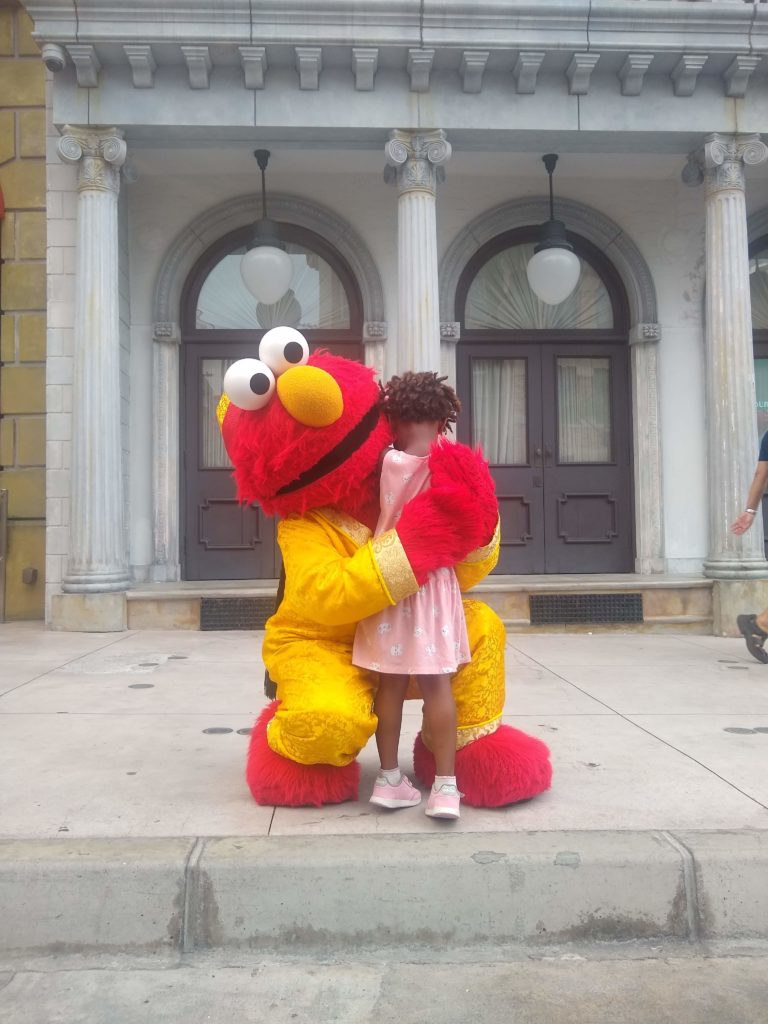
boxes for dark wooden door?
[183,343,278,581]
[457,342,633,573]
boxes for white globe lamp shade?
[240,245,294,306]
[526,246,581,306]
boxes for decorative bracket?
[566,53,600,95]
[440,322,461,343]
[513,51,545,95]
[295,47,322,90]
[353,48,378,91]
[460,51,489,94]
[181,46,212,89]
[239,46,267,89]
[619,53,653,97]
[723,55,760,99]
[407,48,434,92]
[672,54,707,97]
[123,45,156,88]
[66,44,101,88]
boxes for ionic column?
[702,133,768,578]
[385,130,451,372]
[57,126,131,593]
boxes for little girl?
[352,371,470,820]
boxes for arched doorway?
[180,224,364,580]
[455,227,633,574]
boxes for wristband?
[746,508,757,515]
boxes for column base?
[702,558,768,580]
[50,593,127,633]
[712,579,768,637]
[62,570,131,593]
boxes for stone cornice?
[25,1,767,55]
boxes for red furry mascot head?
[218,327,392,516]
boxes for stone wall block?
[0,60,44,105]
[0,365,45,413]
[0,158,45,207]
[17,9,40,57]
[17,416,46,466]
[0,108,14,163]
[3,524,45,620]
[18,313,46,360]
[2,264,47,310]
[0,10,12,56]
[19,110,45,157]
[17,211,46,258]
[0,418,14,465]
[0,314,14,361]
[0,469,45,518]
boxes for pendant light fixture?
[526,153,581,306]
[240,149,294,306]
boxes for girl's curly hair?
[382,371,461,431]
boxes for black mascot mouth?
[275,402,382,497]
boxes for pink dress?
[352,446,471,675]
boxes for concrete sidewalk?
[1,624,768,955]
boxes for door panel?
[541,345,633,573]
[183,344,278,581]
[457,346,545,572]
[458,340,633,574]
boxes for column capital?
[703,133,768,197]
[57,125,127,194]
[384,129,452,195]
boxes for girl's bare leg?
[374,673,410,770]
[417,674,457,777]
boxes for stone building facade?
[13,0,768,632]
[0,0,46,620]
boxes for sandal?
[736,614,768,664]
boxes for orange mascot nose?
[276,365,344,428]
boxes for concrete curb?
[1,831,767,956]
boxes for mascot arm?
[278,516,420,627]
[396,441,499,584]
[454,518,501,591]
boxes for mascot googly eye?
[259,326,310,376]
[223,358,276,411]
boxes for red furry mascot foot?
[413,726,552,807]
[246,702,360,807]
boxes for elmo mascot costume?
[218,326,552,808]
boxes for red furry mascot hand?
[396,440,497,583]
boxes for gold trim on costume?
[371,529,419,604]
[316,507,372,548]
[462,518,501,564]
[422,716,501,752]
[216,393,230,428]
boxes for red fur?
[413,725,552,807]
[246,702,360,806]
[221,352,391,517]
[397,441,498,582]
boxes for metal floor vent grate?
[529,593,643,626]
[200,597,276,631]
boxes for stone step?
[125,575,714,633]
[1,830,766,957]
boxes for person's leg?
[417,673,457,778]
[413,600,552,807]
[418,673,462,820]
[374,673,410,771]
[370,673,421,808]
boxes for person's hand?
[731,511,756,535]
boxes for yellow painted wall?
[0,0,46,619]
